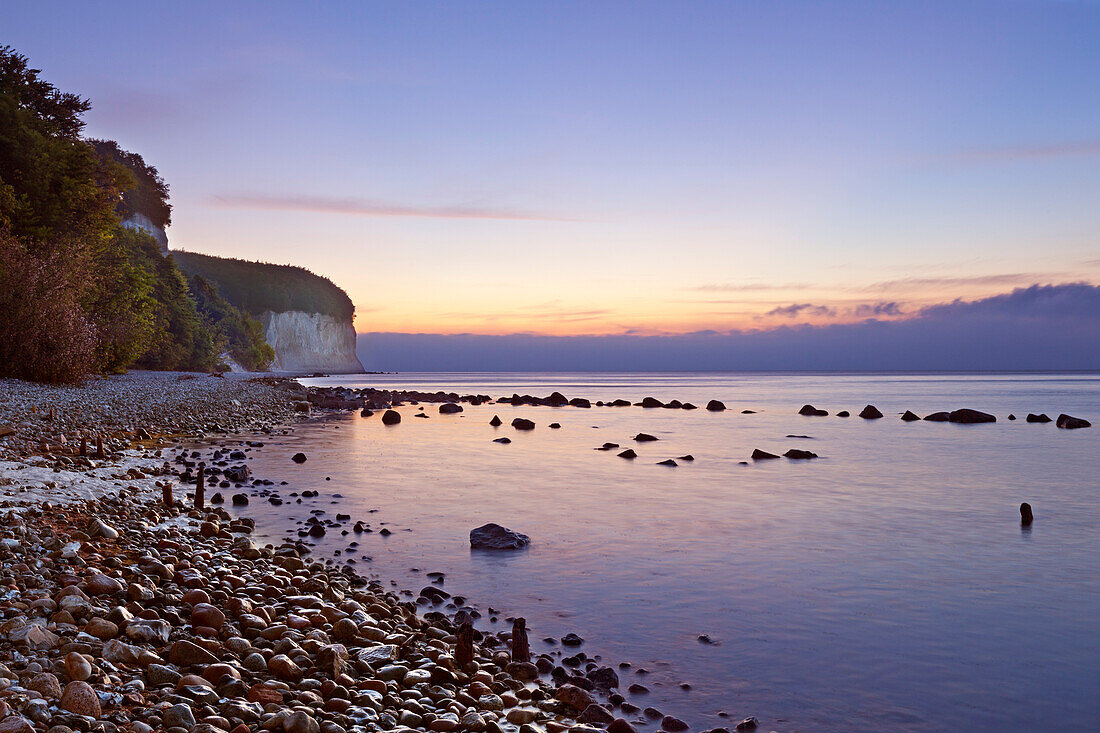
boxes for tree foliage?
[172,251,355,321]
[0,45,276,381]
[89,139,172,229]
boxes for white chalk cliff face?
[121,213,169,254]
[261,311,364,374]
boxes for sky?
[6,1,1100,357]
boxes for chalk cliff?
[121,213,168,254]
[172,251,363,375]
[262,310,364,374]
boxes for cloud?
[690,282,812,292]
[853,301,904,317]
[863,272,1074,292]
[356,284,1100,372]
[209,194,581,222]
[766,303,837,318]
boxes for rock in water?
[640,397,664,408]
[656,459,677,466]
[901,410,920,421]
[470,523,530,550]
[292,452,307,463]
[382,409,402,424]
[859,404,883,419]
[783,449,818,459]
[923,411,950,422]
[1056,413,1091,429]
[511,418,535,430]
[706,400,726,411]
[439,403,463,414]
[634,433,659,442]
[489,415,503,426]
[1020,502,1034,526]
[799,404,828,416]
[948,408,996,424]
[617,449,637,459]
[836,410,850,417]
[1026,413,1052,423]
[751,449,779,460]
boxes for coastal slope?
[173,251,364,374]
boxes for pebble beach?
[0,373,720,733]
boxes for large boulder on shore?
[1057,413,1091,429]
[948,408,996,424]
[470,523,530,550]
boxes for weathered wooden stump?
[455,618,474,668]
[95,435,105,459]
[162,483,174,507]
[511,617,530,663]
[79,435,87,457]
[195,463,206,510]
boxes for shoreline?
[0,373,734,733]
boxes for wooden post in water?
[79,435,87,457]
[511,617,530,663]
[455,618,474,669]
[195,463,206,510]
[162,482,174,507]
[95,435,105,459]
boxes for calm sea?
[236,373,1100,731]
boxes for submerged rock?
[783,449,818,459]
[949,408,996,424]
[470,523,530,550]
[656,459,677,466]
[1056,413,1091,429]
[751,449,779,460]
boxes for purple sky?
[6,1,1099,368]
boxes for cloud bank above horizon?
[356,284,1100,372]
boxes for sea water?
[236,373,1100,731]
